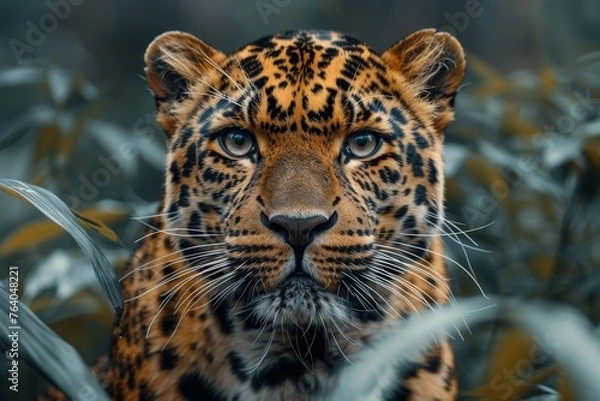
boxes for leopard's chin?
[246,273,349,328]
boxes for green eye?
[345,131,381,159]
[219,130,255,158]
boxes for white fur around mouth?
[248,275,349,328]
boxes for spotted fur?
[41,29,465,401]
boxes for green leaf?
[479,141,564,199]
[86,120,166,173]
[512,302,600,400]
[71,72,99,101]
[0,66,46,86]
[0,105,55,150]
[320,298,498,401]
[573,51,600,88]
[444,143,470,177]
[46,67,73,106]
[575,119,600,139]
[32,122,60,166]
[0,284,110,401]
[58,92,106,160]
[22,249,128,304]
[0,179,123,318]
[320,299,600,401]
[542,137,583,168]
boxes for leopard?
[42,28,465,401]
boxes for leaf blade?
[0,179,123,317]
[0,284,110,401]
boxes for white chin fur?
[249,277,349,328]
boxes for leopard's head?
[144,29,465,329]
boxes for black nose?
[261,212,338,249]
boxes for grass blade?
[321,299,600,401]
[0,284,110,401]
[320,298,498,401]
[0,179,123,318]
[513,302,600,400]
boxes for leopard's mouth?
[241,271,349,328]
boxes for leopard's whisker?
[244,314,278,373]
[326,308,359,347]
[380,242,488,298]
[368,262,448,309]
[130,211,175,220]
[361,271,423,316]
[340,270,398,320]
[148,264,235,343]
[124,250,225,283]
[195,271,250,313]
[422,209,493,251]
[176,264,246,313]
[377,247,470,338]
[123,248,224,279]
[321,312,352,364]
[373,247,450,293]
[173,269,235,312]
[145,271,202,339]
[126,257,228,302]
[162,273,240,351]
[371,250,450,293]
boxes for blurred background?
[0,0,599,400]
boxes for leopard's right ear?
[144,31,225,136]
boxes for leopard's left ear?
[144,31,226,137]
[382,29,465,131]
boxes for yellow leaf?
[444,177,462,202]
[468,53,510,97]
[502,104,540,137]
[471,365,558,401]
[0,206,127,254]
[464,155,506,187]
[529,255,555,279]
[0,220,66,254]
[58,93,105,159]
[72,206,128,243]
[539,67,558,94]
[468,53,508,84]
[33,122,60,165]
[584,137,600,171]
[557,369,577,401]
[31,168,48,187]
[470,328,560,401]
[472,81,510,98]
[0,187,27,202]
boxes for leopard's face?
[145,30,465,330]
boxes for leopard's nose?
[260,212,338,249]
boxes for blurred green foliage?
[445,53,600,400]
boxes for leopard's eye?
[344,131,381,159]
[219,129,255,158]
